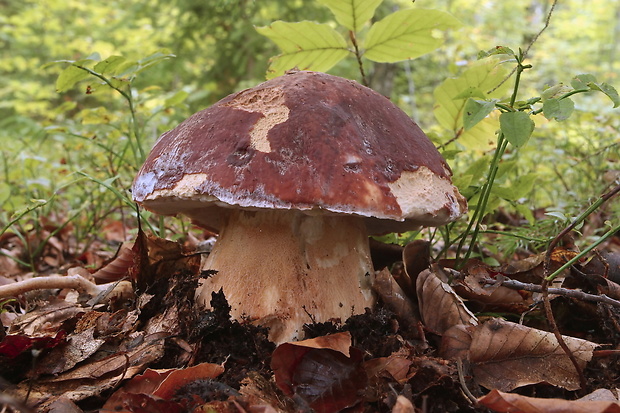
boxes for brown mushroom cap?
[132,71,466,233]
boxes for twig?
[541,280,586,390]
[349,31,368,86]
[456,359,479,407]
[488,0,558,94]
[0,274,106,298]
[494,278,620,308]
[540,184,620,391]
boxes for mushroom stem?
[195,209,375,343]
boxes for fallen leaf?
[103,362,224,411]
[271,332,367,413]
[416,266,478,334]
[364,353,413,383]
[478,388,620,413]
[373,268,420,331]
[441,318,598,391]
[0,330,66,359]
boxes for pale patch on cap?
[223,87,289,153]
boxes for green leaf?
[433,58,509,150]
[56,64,91,92]
[499,111,534,148]
[363,9,461,63]
[478,45,516,59]
[164,90,189,107]
[589,82,620,108]
[542,98,574,121]
[134,50,175,75]
[492,173,537,201]
[317,0,382,32]
[571,74,620,107]
[571,74,597,90]
[93,56,131,76]
[256,21,349,78]
[453,87,486,100]
[463,98,498,130]
[540,83,572,100]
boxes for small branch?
[495,278,620,308]
[488,0,558,94]
[0,274,106,298]
[540,278,587,390]
[349,31,368,86]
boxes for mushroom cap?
[132,71,466,234]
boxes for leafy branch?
[257,0,461,82]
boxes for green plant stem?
[544,182,620,281]
[349,31,368,86]
[545,222,620,282]
[75,65,144,163]
[457,51,532,267]
[456,134,509,265]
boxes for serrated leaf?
[93,56,130,75]
[571,74,597,90]
[499,111,534,148]
[56,64,91,92]
[363,9,461,63]
[542,98,574,121]
[317,0,382,32]
[453,87,486,100]
[480,45,516,58]
[463,98,498,130]
[257,21,349,78]
[433,58,509,150]
[134,50,174,75]
[540,83,572,100]
[589,82,620,108]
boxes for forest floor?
[1,218,620,413]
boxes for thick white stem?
[195,209,375,343]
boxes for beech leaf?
[434,58,510,150]
[444,318,598,391]
[478,389,620,413]
[317,0,382,32]
[364,9,461,63]
[256,21,349,78]
[416,267,478,335]
[271,332,367,413]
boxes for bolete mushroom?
[132,70,466,343]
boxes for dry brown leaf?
[91,242,137,282]
[102,362,224,411]
[416,266,478,334]
[373,268,420,330]
[8,331,168,410]
[364,354,413,383]
[442,318,598,391]
[478,388,620,413]
[9,299,84,336]
[271,332,367,413]
[401,239,431,290]
[454,261,529,309]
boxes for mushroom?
[132,70,466,343]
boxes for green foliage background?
[1,0,618,265]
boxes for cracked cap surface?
[132,70,467,233]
